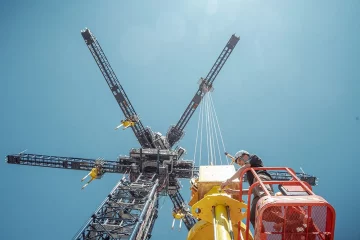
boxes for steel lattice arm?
[81,28,154,148]
[6,153,129,173]
[168,177,197,230]
[6,153,198,179]
[74,173,159,240]
[166,34,240,147]
[6,153,316,186]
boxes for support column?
[215,204,231,240]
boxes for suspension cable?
[204,93,211,165]
[199,95,205,167]
[209,93,226,156]
[208,93,216,165]
[192,90,227,167]
[209,92,223,165]
[207,93,214,165]
[193,99,203,167]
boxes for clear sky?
[0,0,359,239]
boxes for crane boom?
[74,174,159,240]
[6,153,126,173]
[81,28,154,148]
[167,34,240,147]
[6,152,196,178]
[168,178,197,230]
[6,153,317,186]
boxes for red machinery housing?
[238,167,336,240]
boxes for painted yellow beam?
[215,204,231,240]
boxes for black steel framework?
[6,153,316,187]
[73,174,159,240]
[6,152,196,178]
[166,34,240,147]
[6,28,318,239]
[81,29,154,149]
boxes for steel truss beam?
[168,177,197,230]
[81,28,153,149]
[6,153,316,186]
[74,174,159,240]
[166,34,240,147]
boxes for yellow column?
[215,205,231,240]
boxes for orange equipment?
[237,167,336,240]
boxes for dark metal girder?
[5,152,196,179]
[167,177,197,230]
[81,28,154,149]
[6,153,316,186]
[166,34,240,147]
[6,153,127,173]
[74,173,158,240]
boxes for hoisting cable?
[193,97,203,171]
[193,90,227,167]
[209,92,223,165]
[210,93,221,165]
[209,93,227,162]
[204,93,211,165]
[208,93,216,165]
[199,95,205,166]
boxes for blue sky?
[0,0,359,239]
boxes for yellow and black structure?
[187,165,253,240]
